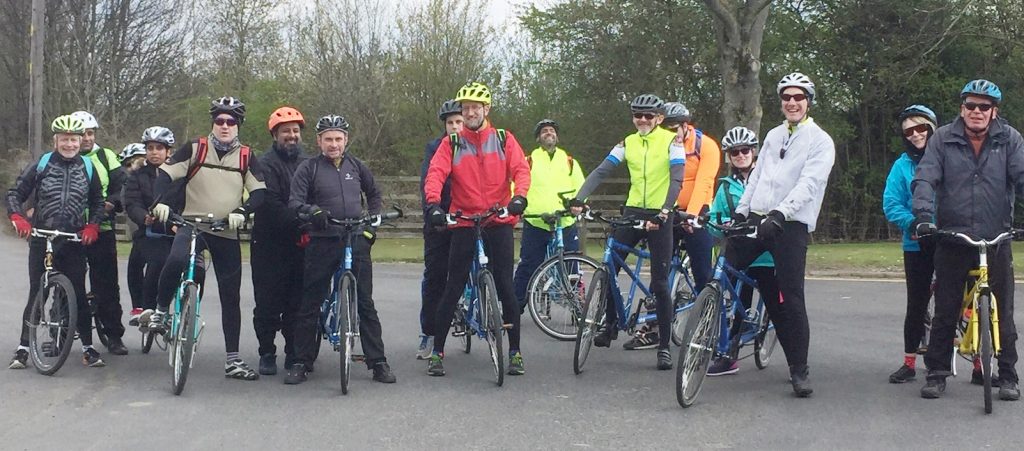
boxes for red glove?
[80,223,100,245]
[10,214,31,238]
[296,232,310,249]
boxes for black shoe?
[372,362,397,383]
[284,363,309,385]
[656,349,672,370]
[8,349,28,369]
[920,378,946,399]
[971,369,1000,386]
[593,324,618,348]
[259,354,278,376]
[888,364,916,384]
[82,348,106,367]
[106,337,128,356]
[790,365,813,397]
[999,380,1021,401]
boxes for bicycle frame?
[707,253,763,356]
[167,222,205,364]
[322,225,360,349]
[458,212,497,339]
[949,231,1009,357]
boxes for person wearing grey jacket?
[729,72,836,398]
[911,79,1022,401]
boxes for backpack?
[449,128,507,158]
[186,136,251,180]
[690,129,704,160]
[37,151,94,181]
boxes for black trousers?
[127,238,145,310]
[292,235,386,368]
[925,239,1018,383]
[137,236,172,310]
[902,241,936,355]
[84,230,124,339]
[433,225,521,354]
[156,231,244,354]
[420,225,451,336]
[21,238,91,346]
[251,238,304,358]
[724,220,810,369]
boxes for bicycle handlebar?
[168,213,229,232]
[583,210,646,230]
[446,205,508,225]
[925,229,1024,248]
[328,206,404,228]
[523,209,577,225]
[31,228,82,242]
[678,211,757,237]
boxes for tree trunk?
[703,0,772,134]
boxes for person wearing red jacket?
[423,82,531,377]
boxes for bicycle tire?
[676,283,722,408]
[979,293,993,414]
[479,270,504,386]
[574,267,608,375]
[141,329,154,354]
[28,273,77,376]
[339,273,357,395]
[454,298,471,354]
[95,311,109,349]
[754,311,778,370]
[171,283,199,395]
[527,254,601,341]
[670,257,697,347]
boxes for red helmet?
[267,106,306,134]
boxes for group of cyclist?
[5,73,1019,402]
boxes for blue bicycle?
[573,211,697,375]
[676,218,778,408]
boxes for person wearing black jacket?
[285,114,396,385]
[416,99,462,360]
[251,107,308,376]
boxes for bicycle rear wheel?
[670,257,697,346]
[141,328,155,354]
[574,267,608,375]
[171,283,199,395]
[979,294,993,414]
[479,270,504,386]
[339,273,358,395]
[527,254,601,341]
[754,299,778,369]
[28,273,77,375]
[676,283,722,408]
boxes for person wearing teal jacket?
[706,126,779,376]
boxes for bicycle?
[319,207,402,395]
[84,292,110,350]
[676,218,778,408]
[25,229,82,375]
[139,226,175,355]
[573,211,697,375]
[448,206,511,386]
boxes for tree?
[702,0,772,133]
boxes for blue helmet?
[898,104,937,125]
[960,79,1002,104]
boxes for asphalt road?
[0,233,1022,450]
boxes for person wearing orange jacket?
[423,82,532,377]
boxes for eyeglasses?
[633,113,656,120]
[727,147,754,157]
[214,117,238,127]
[963,102,994,112]
[780,93,808,102]
[902,123,931,137]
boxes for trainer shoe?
[372,362,397,383]
[656,348,672,370]
[82,348,105,367]
[507,351,525,376]
[708,357,739,376]
[8,349,28,369]
[128,308,144,327]
[147,310,167,333]
[920,378,946,399]
[416,335,433,360]
[225,359,259,381]
[593,324,618,348]
[790,365,813,398]
[888,364,916,384]
[623,327,659,351]
[427,353,445,376]
[106,337,128,356]
[284,363,309,385]
[999,380,1020,401]
[259,354,278,376]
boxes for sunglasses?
[902,123,931,137]
[963,102,994,112]
[780,93,808,102]
[214,117,238,127]
[727,147,754,157]
[633,113,656,120]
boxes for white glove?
[228,212,246,230]
[152,203,171,223]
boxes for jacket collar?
[947,116,1009,145]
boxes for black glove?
[507,195,527,216]
[732,212,747,225]
[298,205,328,230]
[427,204,446,227]
[565,197,586,210]
[912,217,937,237]
[756,210,785,241]
[651,210,670,226]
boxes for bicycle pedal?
[502,323,513,330]
[352,354,366,362]
[452,331,466,337]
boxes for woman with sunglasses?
[882,105,938,384]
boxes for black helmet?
[534,119,559,138]
[437,99,462,121]
[663,102,690,124]
[316,114,350,135]
[210,96,246,124]
[630,94,664,113]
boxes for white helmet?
[70,110,99,129]
[141,126,176,148]
[777,72,816,103]
[721,126,759,150]
[119,143,146,161]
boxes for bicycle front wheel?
[338,273,358,395]
[979,294,993,414]
[171,283,199,395]
[28,273,77,375]
[479,270,504,386]
[676,284,722,408]
[527,254,601,341]
[754,312,778,370]
[574,267,608,375]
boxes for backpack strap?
[448,133,460,158]
[693,129,703,160]
[36,152,93,181]
[496,128,507,149]
[238,146,251,175]
[187,138,250,179]
[186,137,209,180]
[567,154,574,173]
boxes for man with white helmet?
[729,73,836,397]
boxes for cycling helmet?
[209,96,246,124]
[663,102,691,125]
[721,126,759,150]
[119,143,146,161]
[777,72,816,102]
[960,79,1002,104]
[51,115,86,135]
[534,119,559,137]
[267,106,305,134]
[70,111,99,129]
[897,105,938,126]
[141,126,176,148]
[630,94,664,113]
[455,82,492,105]
[437,99,462,121]
[316,114,350,135]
